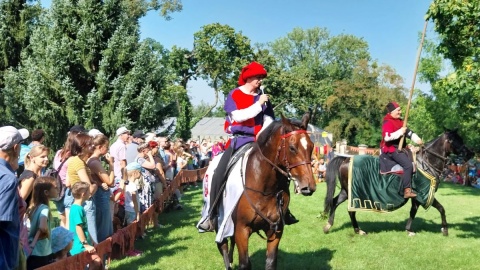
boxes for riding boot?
[284,209,299,225]
[403,188,417,199]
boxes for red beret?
[148,141,158,148]
[237,62,267,86]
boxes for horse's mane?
[255,117,304,147]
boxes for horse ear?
[281,114,289,125]
[301,112,310,129]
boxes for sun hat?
[386,102,400,113]
[144,132,156,143]
[116,126,130,136]
[51,226,74,254]
[126,162,142,172]
[88,128,103,138]
[0,126,29,150]
[237,61,267,86]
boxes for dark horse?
[323,129,472,236]
[217,112,316,270]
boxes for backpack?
[45,159,68,202]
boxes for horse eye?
[289,145,297,153]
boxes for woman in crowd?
[18,145,50,206]
[65,133,98,243]
[87,134,115,242]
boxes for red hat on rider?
[237,61,267,86]
[386,101,400,113]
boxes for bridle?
[254,129,312,179]
[419,132,461,178]
[242,128,312,232]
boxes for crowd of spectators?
[0,124,217,270]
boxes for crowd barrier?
[37,167,208,270]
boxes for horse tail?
[323,156,348,215]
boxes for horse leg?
[431,198,448,236]
[217,238,232,270]
[405,199,420,236]
[265,232,283,270]
[229,236,235,268]
[347,211,366,235]
[323,189,348,233]
[235,227,252,270]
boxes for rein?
[418,134,449,177]
[242,128,311,232]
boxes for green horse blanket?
[348,155,437,213]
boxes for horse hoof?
[357,230,367,235]
[441,228,449,236]
[406,230,416,237]
[323,223,331,234]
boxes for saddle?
[224,142,253,179]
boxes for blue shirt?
[0,158,20,270]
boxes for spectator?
[124,163,142,225]
[87,134,115,243]
[65,133,97,243]
[109,127,130,227]
[126,130,146,164]
[317,158,327,181]
[211,140,224,158]
[26,176,58,270]
[199,140,211,168]
[0,126,28,270]
[69,182,102,269]
[18,145,50,206]
[29,129,45,147]
[50,226,74,261]
[135,143,155,214]
[53,130,80,228]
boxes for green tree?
[193,23,254,120]
[3,0,182,149]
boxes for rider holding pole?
[197,61,298,232]
[380,101,423,198]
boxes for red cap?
[237,62,267,85]
[386,102,400,113]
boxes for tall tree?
[3,0,182,149]
[193,23,254,120]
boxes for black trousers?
[208,145,234,218]
[387,150,413,189]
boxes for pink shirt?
[109,138,126,180]
[53,150,69,184]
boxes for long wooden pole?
[398,20,428,150]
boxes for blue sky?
[42,0,433,105]
[141,0,433,105]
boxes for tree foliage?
[2,0,182,149]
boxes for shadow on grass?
[246,247,335,270]
[326,216,480,239]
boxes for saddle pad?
[348,155,436,213]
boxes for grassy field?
[109,182,479,270]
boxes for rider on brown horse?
[197,61,298,232]
[380,101,423,198]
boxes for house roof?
[157,117,332,145]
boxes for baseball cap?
[116,126,130,136]
[126,162,142,171]
[0,126,29,150]
[69,125,86,133]
[88,129,103,138]
[51,226,74,254]
[132,130,147,139]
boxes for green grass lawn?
[109,182,479,270]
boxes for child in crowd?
[51,226,74,261]
[69,181,102,269]
[26,176,58,270]
[124,163,142,225]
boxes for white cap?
[0,126,29,150]
[144,132,157,143]
[116,126,130,136]
[88,129,103,138]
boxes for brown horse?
[323,129,473,236]
[217,112,316,270]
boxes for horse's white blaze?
[300,136,308,150]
